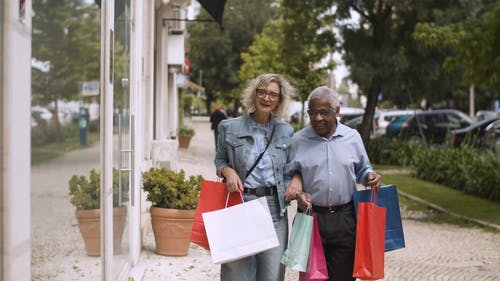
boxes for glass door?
[112,0,131,278]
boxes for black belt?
[312,201,353,214]
[243,186,277,197]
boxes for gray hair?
[241,73,297,119]
[307,86,340,109]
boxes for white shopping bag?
[202,196,279,264]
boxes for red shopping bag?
[190,180,242,250]
[352,189,387,280]
[299,213,329,281]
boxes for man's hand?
[297,192,311,212]
[367,171,382,191]
[285,173,303,201]
[221,166,243,192]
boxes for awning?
[184,80,205,93]
[197,0,226,27]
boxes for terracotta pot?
[178,134,193,149]
[75,207,127,256]
[150,207,195,256]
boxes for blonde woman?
[214,73,298,281]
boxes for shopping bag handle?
[225,191,244,208]
[370,188,377,204]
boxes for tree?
[240,0,336,126]
[414,1,500,88]
[188,0,278,114]
[334,0,468,144]
[32,0,101,140]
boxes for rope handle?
[224,191,244,208]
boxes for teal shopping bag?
[281,211,314,272]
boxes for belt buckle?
[328,206,336,213]
[255,187,265,197]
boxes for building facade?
[1,0,194,280]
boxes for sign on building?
[81,81,99,97]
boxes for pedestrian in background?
[285,86,382,281]
[214,73,298,281]
[210,104,227,150]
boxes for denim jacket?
[214,114,293,216]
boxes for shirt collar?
[239,114,275,138]
[306,119,346,140]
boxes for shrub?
[68,168,128,210]
[178,126,195,136]
[142,168,203,209]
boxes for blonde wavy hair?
[240,73,297,119]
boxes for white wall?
[1,1,32,280]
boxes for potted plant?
[68,168,128,256]
[177,126,195,148]
[142,167,203,256]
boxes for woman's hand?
[285,173,303,201]
[221,166,243,192]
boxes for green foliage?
[414,4,500,87]
[141,168,203,209]
[188,0,278,112]
[367,138,422,167]
[178,126,195,136]
[32,0,101,105]
[382,173,500,226]
[68,168,129,210]
[31,123,79,146]
[413,146,500,201]
[240,1,336,103]
[334,1,474,141]
[369,138,500,202]
[240,20,284,80]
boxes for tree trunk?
[358,78,381,147]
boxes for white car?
[374,109,421,137]
[344,109,421,138]
[31,106,55,126]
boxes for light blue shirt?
[286,123,373,206]
[244,120,276,188]
[215,114,294,216]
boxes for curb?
[398,190,500,231]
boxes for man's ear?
[334,107,340,117]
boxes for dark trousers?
[316,203,357,281]
[213,129,219,151]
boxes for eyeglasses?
[256,89,281,101]
[307,109,332,118]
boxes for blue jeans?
[220,194,288,281]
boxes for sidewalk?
[140,116,500,281]
[30,116,500,281]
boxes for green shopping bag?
[281,211,314,272]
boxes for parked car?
[31,106,55,126]
[344,109,419,138]
[448,116,500,148]
[398,109,474,145]
[339,107,364,123]
[484,119,500,155]
[475,110,498,122]
[374,109,420,137]
[385,114,413,139]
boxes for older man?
[285,86,381,281]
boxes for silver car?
[484,119,500,155]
